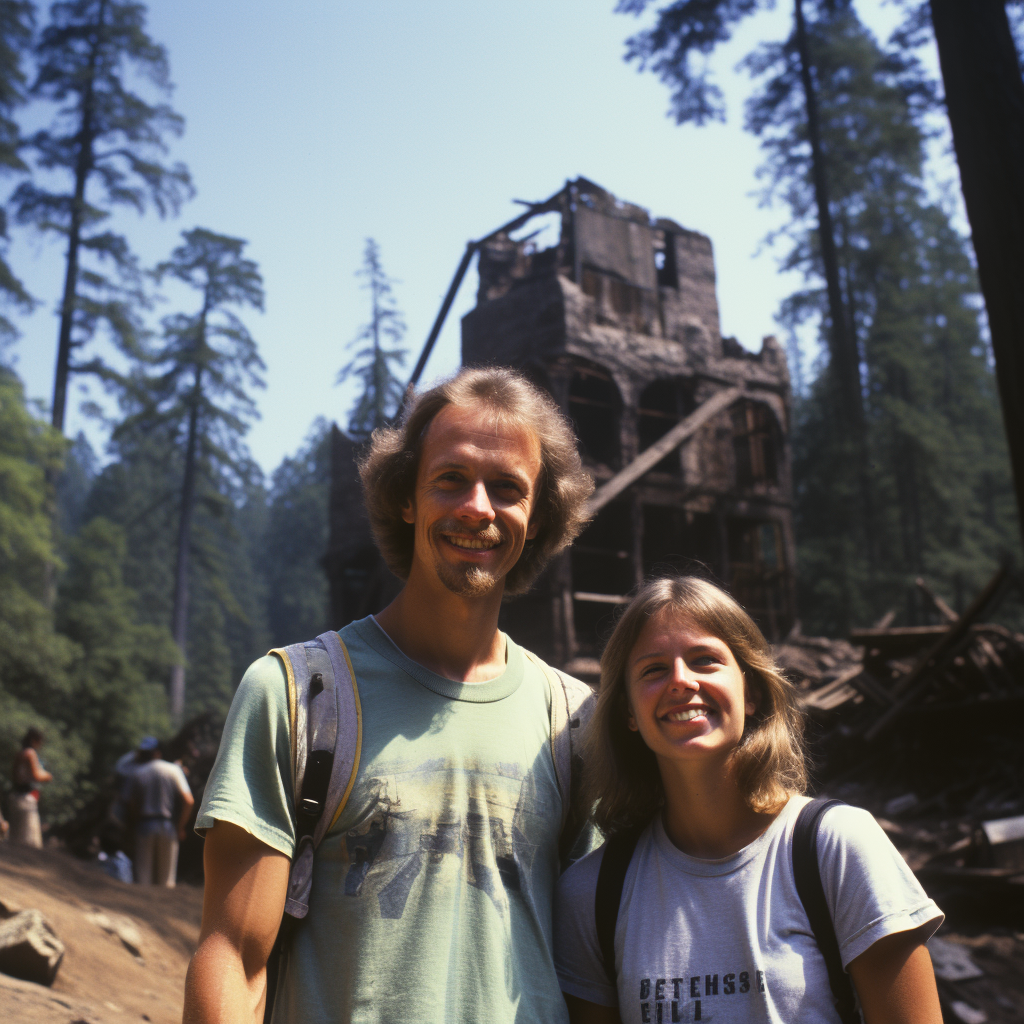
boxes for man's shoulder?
[519,645,595,708]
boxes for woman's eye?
[691,656,717,668]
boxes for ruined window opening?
[568,363,621,469]
[654,230,678,288]
[726,519,788,639]
[571,500,634,656]
[642,506,719,578]
[638,379,694,476]
[732,400,779,488]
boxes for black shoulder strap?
[793,798,860,1024]
[594,827,643,987]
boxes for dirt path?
[0,842,201,1024]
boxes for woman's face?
[625,607,756,768]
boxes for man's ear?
[526,516,540,541]
[401,499,415,525]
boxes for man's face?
[402,402,543,598]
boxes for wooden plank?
[864,564,1010,741]
[586,386,743,515]
[916,577,959,623]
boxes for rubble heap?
[776,567,1024,1023]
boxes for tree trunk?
[793,0,875,563]
[169,318,206,722]
[929,0,1024,548]
[51,0,106,432]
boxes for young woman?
[9,727,52,848]
[554,576,943,1024]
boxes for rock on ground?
[0,908,65,985]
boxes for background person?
[130,736,194,887]
[555,575,944,1024]
[9,726,52,847]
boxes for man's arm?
[182,820,290,1024]
[176,786,195,842]
[848,928,942,1024]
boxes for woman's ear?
[743,671,759,717]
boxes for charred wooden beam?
[586,386,743,515]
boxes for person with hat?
[129,736,194,887]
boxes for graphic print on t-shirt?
[634,969,767,1022]
[338,756,550,921]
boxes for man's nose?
[670,657,699,690]
[459,480,496,522]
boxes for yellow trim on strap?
[328,636,363,833]
[268,647,298,788]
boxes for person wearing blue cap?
[129,737,194,886]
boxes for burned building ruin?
[325,178,796,678]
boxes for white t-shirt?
[554,796,942,1023]
[133,758,191,820]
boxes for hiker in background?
[555,575,944,1024]
[111,737,152,827]
[129,736,194,887]
[9,727,52,847]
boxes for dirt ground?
[0,841,201,1024]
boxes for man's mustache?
[433,519,505,546]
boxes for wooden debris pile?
[776,565,1024,1022]
[776,567,1024,888]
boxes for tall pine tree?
[14,0,192,432]
[138,228,264,721]
[337,238,406,438]
[0,1,35,347]
[747,6,1016,630]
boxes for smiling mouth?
[664,707,709,723]
[443,534,501,551]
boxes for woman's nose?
[670,657,699,690]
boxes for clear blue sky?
[9,0,922,478]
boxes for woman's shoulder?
[557,838,608,899]
[814,800,889,848]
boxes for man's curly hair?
[358,366,594,596]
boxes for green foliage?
[0,1,35,345]
[750,7,1020,631]
[54,516,176,788]
[13,0,193,425]
[337,238,407,439]
[0,368,85,820]
[618,0,776,126]
[89,417,268,719]
[54,430,97,538]
[263,419,330,647]
[144,228,265,478]
[0,366,74,702]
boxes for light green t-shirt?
[198,615,570,1024]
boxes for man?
[130,736,194,887]
[184,367,595,1023]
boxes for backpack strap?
[523,651,595,862]
[269,631,362,920]
[793,798,860,1024]
[594,827,644,988]
[264,632,362,1024]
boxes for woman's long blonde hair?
[584,575,807,836]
